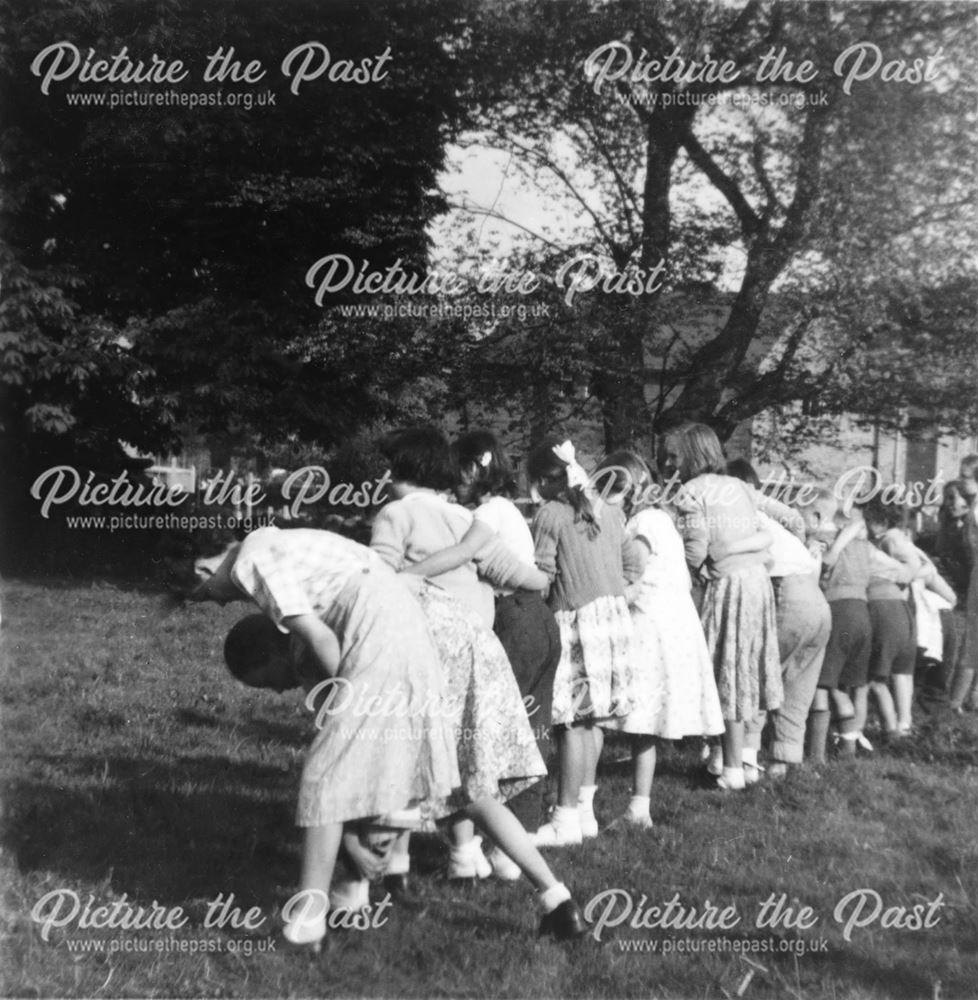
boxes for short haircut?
[961,454,978,479]
[379,425,457,491]
[941,480,968,511]
[862,496,905,529]
[224,614,289,684]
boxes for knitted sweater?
[532,499,645,613]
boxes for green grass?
[2,578,977,999]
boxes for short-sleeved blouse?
[230,526,382,630]
[474,496,535,566]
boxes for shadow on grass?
[4,751,300,911]
[168,706,308,751]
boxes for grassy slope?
[1,578,977,999]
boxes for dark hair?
[454,429,517,501]
[941,480,968,513]
[726,458,762,490]
[663,423,726,482]
[527,434,599,537]
[862,497,905,530]
[379,425,456,491]
[593,450,660,515]
[224,614,290,685]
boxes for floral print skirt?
[552,595,634,726]
[701,565,783,722]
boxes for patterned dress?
[675,475,783,722]
[621,508,724,738]
[532,499,645,726]
[406,578,547,805]
[228,526,460,826]
[370,494,546,806]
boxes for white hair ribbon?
[552,440,589,490]
[478,451,492,468]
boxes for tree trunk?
[594,107,692,453]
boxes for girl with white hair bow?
[525,435,647,847]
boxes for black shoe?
[380,873,424,909]
[538,899,588,940]
[383,873,410,896]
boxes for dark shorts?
[868,599,917,680]
[821,599,871,689]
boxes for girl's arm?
[925,568,958,607]
[880,530,925,579]
[621,533,647,585]
[821,520,865,568]
[673,486,710,575]
[709,527,772,563]
[751,489,806,540]
[531,506,560,584]
[473,538,550,592]
[625,535,652,603]
[282,613,342,678]
[369,506,407,570]
[868,546,913,585]
[401,520,494,578]
[913,546,958,605]
[503,559,550,592]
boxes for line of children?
[186,428,977,950]
[803,460,976,755]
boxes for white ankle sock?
[577,785,597,811]
[720,766,746,790]
[551,805,580,829]
[451,835,484,857]
[387,853,410,875]
[283,889,328,943]
[627,794,651,817]
[538,882,571,913]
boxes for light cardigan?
[675,474,769,578]
[371,490,528,628]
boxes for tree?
[0,0,478,571]
[0,0,469,466]
[450,0,977,450]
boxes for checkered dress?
[230,527,460,825]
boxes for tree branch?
[482,130,625,260]
[574,117,642,251]
[446,198,570,254]
[680,128,763,237]
[751,135,781,216]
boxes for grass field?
[2,576,978,999]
